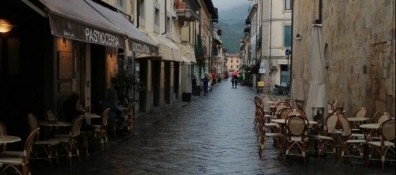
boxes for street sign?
[259,63,265,74]
[285,49,292,56]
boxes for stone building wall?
[293,0,395,117]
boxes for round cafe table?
[271,119,318,125]
[346,118,370,122]
[359,123,381,141]
[38,121,71,127]
[0,135,21,144]
[83,113,101,119]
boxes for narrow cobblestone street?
[33,81,395,175]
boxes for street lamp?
[0,19,13,33]
[184,8,192,19]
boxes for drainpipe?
[162,0,167,35]
[290,0,294,93]
[268,0,272,87]
[136,0,140,28]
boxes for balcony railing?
[174,1,198,21]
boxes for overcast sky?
[212,0,247,10]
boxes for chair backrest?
[275,102,290,114]
[332,106,344,115]
[254,96,262,106]
[370,111,382,123]
[27,113,39,132]
[70,116,84,138]
[328,103,334,111]
[338,115,351,137]
[286,108,305,119]
[256,104,265,125]
[47,110,57,121]
[0,122,7,151]
[0,122,6,136]
[354,107,367,118]
[377,112,391,124]
[332,100,340,109]
[24,128,40,160]
[379,119,395,141]
[27,113,40,141]
[296,103,305,114]
[261,95,273,108]
[278,107,292,119]
[101,108,110,128]
[324,113,339,134]
[285,115,308,136]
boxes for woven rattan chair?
[0,128,39,175]
[93,108,110,150]
[339,115,367,164]
[274,102,290,117]
[368,119,395,170]
[0,122,7,152]
[51,116,83,165]
[258,107,283,159]
[283,115,310,163]
[370,111,382,123]
[309,113,338,160]
[126,102,136,134]
[296,103,305,114]
[261,95,273,113]
[377,112,391,124]
[285,109,306,119]
[351,107,368,133]
[24,114,60,168]
[254,99,261,131]
[277,108,292,119]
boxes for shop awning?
[85,0,158,55]
[146,33,183,62]
[40,0,125,48]
[178,44,197,63]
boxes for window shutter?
[284,25,291,47]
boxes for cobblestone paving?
[32,81,395,175]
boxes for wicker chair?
[351,107,368,133]
[26,114,60,168]
[283,115,310,163]
[50,116,83,165]
[0,122,7,152]
[0,128,39,175]
[368,119,395,170]
[377,112,391,124]
[339,115,367,164]
[285,109,306,119]
[274,102,290,117]
[260,95,273,113]
[277,108,292,119]
[258,107,283,158]
[370,111,383,123]
[126,102,137,134]
[93,108,110,150]
[309,113,338,160]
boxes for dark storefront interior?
[0,1,53,150]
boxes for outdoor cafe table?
[346,118,370,122]
[359,123,381,141]
[271,119,318,125]
[83,113,101,119]
[0,135,21,144]
[38,121,71,127]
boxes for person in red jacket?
[211,72,217,86]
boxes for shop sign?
[49,13,125,48]
[129,39,158,56]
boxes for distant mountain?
[216,2,250,54]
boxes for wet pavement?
[32,80,395,175]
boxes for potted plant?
[111,70,145,106]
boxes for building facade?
[292,0,395,116]
[226,54,241,73]
[243,0,292,90]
